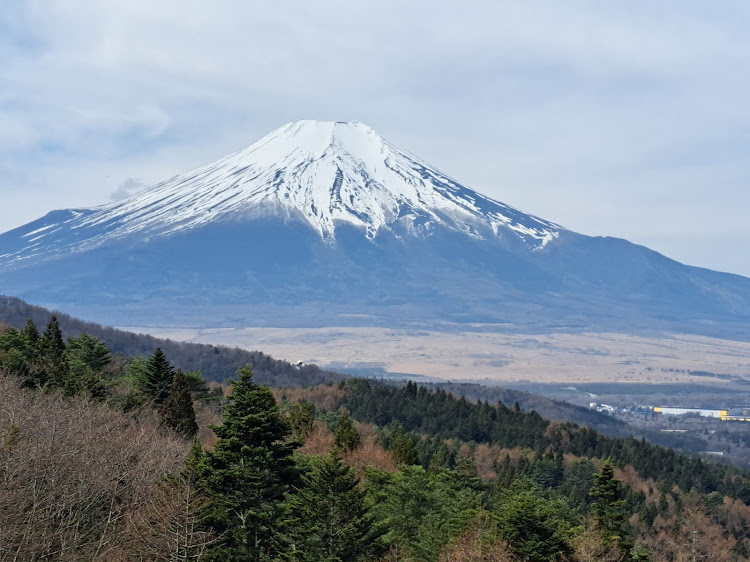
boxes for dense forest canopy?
[3,315,750,560]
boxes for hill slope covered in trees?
[4,362,750,559]
[3,320,750,560]
[0,295,344,386]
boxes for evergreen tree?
[493,482,576,561]
[428,442,455,473]
[65,333,111,399]
[365,465,482,559]
[183,369,211,395]
[532,455,564,489]
[39,315,67,389]
[20,318,40,346]
[389,423,418,465]
[657,491,669,516]
[590,459,631,554]
[284,400,316,440]
[160,370,199,437]
[280,450,380,561]
[334,414,360,452]
[195,366,299,561]
[143,347,175,405]
[0,322,42,380]
[66,333,111,372]
[560,459,596,508]
[119,356,151,411]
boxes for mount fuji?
[1,120,749,338]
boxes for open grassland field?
[121,326,750,386]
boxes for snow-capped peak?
[0,120,562,265]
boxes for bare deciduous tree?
[121,472,218,561]
[0,375,189,561]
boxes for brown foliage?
[0,375,190,561]
[642,496,736,562]
[193,400,221,451]
[273,384,345,412]
[472,444,501,482]
[717,496,750,537]
[298,421,398,472]
[343,434,398,473]
[573,520,627,562]
[298,421,336,456]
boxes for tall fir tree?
[39,315,67,389]
[0,328,29,380]
[0,319,42,385]
[590,459,631,555]
[493,482,576,562]
[195,366,299,561]
[143,347,176,405]
[20,318,40,346]
[279,450,380,561]
[160,370,199,437]
[284,400,316,440]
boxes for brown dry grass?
[143,326,750,386]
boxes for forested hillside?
[3,317,750,560]
[325,380,747,497]
[420,381,628,436]
[286,379,750,560]
[0,296,662,437]
[0,295,344,386]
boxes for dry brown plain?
[122,326,750,385]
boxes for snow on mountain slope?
[0,121,561,266]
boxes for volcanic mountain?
[1,120,749,337]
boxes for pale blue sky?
[1,1,749,275]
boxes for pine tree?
[195,366,299,561]
[20,318,40,346]
[493,482,576,561]
[389,423,418,465]
[334,414,360,451]
[161,370,199,437]
[428,443,455,473]
[0,328,29,380]
[65,333,111,399]
[18,319,42,387]
[590,459,631,554]
[39,315,67,389]
[279,450,380,561]
[143,347,175,405]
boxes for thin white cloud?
[109,178,146,202]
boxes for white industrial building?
[653,407,725,418]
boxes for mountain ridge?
[0,120,559,271]
[1,120,749,338]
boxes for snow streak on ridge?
[0,120,562,265]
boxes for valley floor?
[119,325,750,386]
